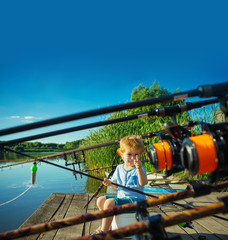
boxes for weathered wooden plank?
[157,204,196,240]
[145,195,194,240]
[83,193,104,236]
[37,193,74,240]
[18,193,65,240]
[54,193,89,240]
[151,190,228,239]
[159,195,224,240]
[183,192,228,228]
[171,197,227,240]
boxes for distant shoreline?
[22,149,64,152]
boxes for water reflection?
[84,170,107,193]
[0,152,89,232]
[0,151,48,162]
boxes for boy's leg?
[96,196,106,210]
[101,198,115,231]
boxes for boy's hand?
[134,155,142,169]
[103,178,112,187]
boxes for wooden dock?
[18,192,228,240]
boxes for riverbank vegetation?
[3,140,82,153]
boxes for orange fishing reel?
[148,139,183,176]
[180,122,228,181]
[147,122,191,176]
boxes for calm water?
[0,152,90,232]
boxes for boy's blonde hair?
[120,135,144,154]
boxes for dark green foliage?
[7,140,81,152]
[64,140,81,150]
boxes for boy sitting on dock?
[96,135,148,233]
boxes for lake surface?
[0,152,101,233]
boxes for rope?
[0,185,33,207]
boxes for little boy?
[96,135,147,233]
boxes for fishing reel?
[180,122,228,182]
[147,123,191,176]
[148,139,182,176]
[148,121,228,181]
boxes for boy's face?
[121,148,141,167]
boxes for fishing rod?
[148,120,228,182]
[0,148,39,169]
[80,165,118,173]
[1,148,158,198]
[0,128,166,169]
[83,167,116,209]
[83,180,109,209]
[0,180,227,240]
[70,197,228,240]
[0,82,226,137]
[39,159,159,198]
[83,154,119,209]
[0,98,220,146]
[0,139,119,169]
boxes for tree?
[14,145,24,152]
[33,142,42,148]
[129,81,172,114]
[57,144,65,149]
[64,140,81,150]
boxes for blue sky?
[0,0,227,144]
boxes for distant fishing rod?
[0,139,120,169]
[0,82,227,138]
[0,128,164,169]
[0,98,220,146]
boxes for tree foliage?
[7,140,81,152]
[129,81,182,114]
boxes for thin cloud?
[9,116,43,123]
[24,116,35,120]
